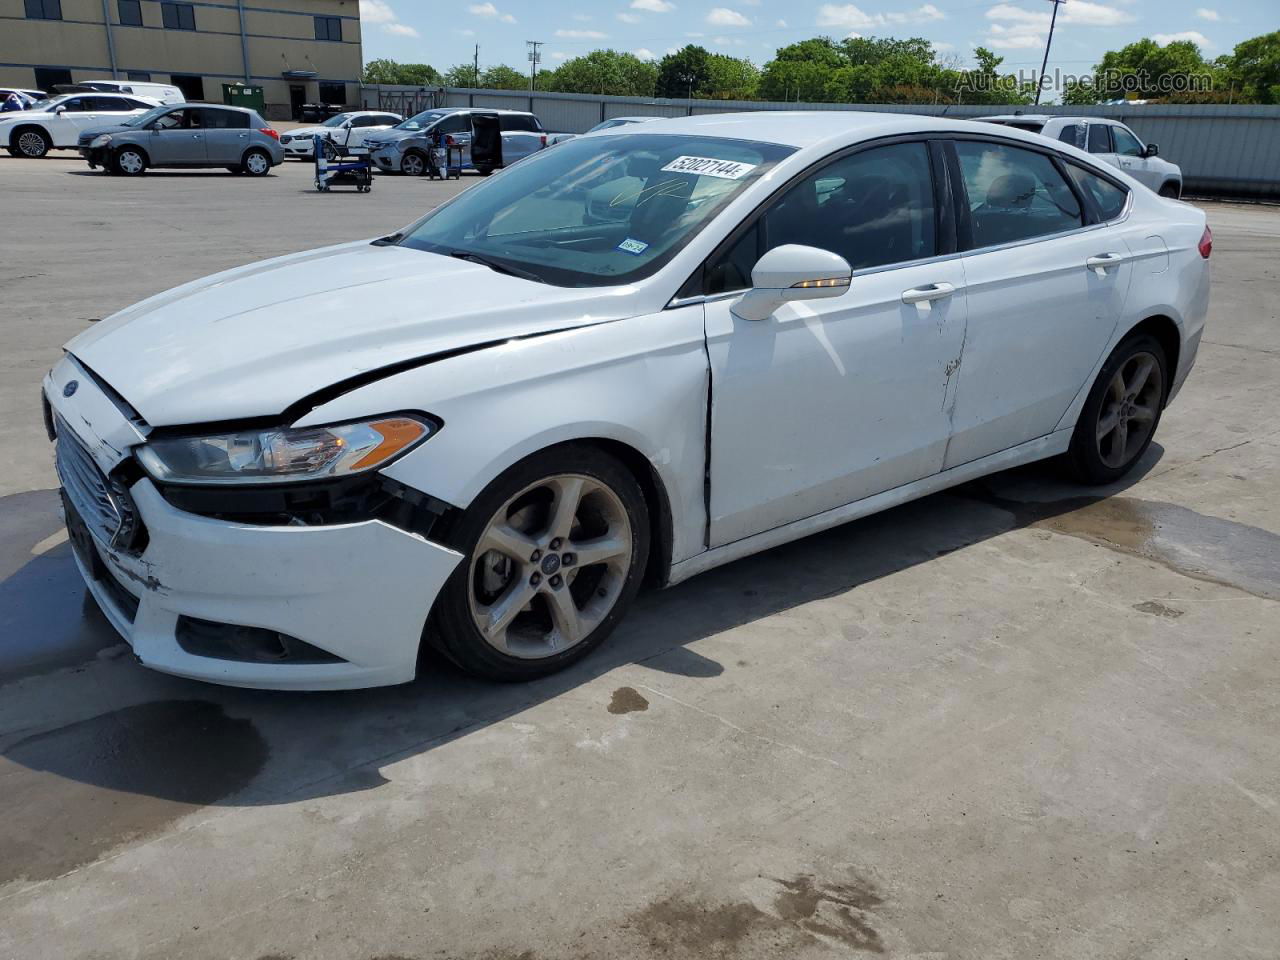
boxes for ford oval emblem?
[63,380,79,398]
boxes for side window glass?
[1065,164,1129,221]
[1113,127,1143,157]
[435,114,469,135]
[761,140,937,271]
[61,98,85,112]
[705,223,760,295]
[155,109,184,129]
[955,141,1082,248]
[1086,124,1111,154]
[1057,124,1083,148]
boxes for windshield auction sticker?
[660,156,758,180]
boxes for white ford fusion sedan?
[44,112,1210,690]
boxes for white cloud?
[1194,7,1219,20]
[383,22,419,36]
[985,22,1044,48]
[618,11,641,22]
[631,0,676,11]
[360,0,395,24]
[707,7,751,26]
[775,18,787,27]
[1153,30,1212,46]
[551,51,568,60]
[555,28,609,38]
[985,1,1133,27]
[816,3,946,29]
[634,47,656,59]
[934,40,955,50]
[846,30,862,39]
[468,2,516,23]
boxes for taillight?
[259,127,280,141]
[1198,225,1212,259]
[540,134,547,148]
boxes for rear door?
[1085,122,1121,175]
[91,95,144,127]
[432,111,472,164]
[199,107,248,163]
[944,137,1132,467]
[498,113,545,164]
[51,97,100,145]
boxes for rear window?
[499,114,543,133]
[988,120,1046,134]
[1057,124,1084,148]
[1086,124,1112,153]
[200,108,248,129]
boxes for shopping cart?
[313,133,373,193]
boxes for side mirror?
[731,244,852,322]
[54,105,67,115]
[1143,142,1159,158]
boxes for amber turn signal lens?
[351,418,430,470]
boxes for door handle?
[1086,253,1126,276]
[901,282,955,304]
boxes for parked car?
[0,87,45,108]
[1,92,157,157]
[366,107,547,176]
[280,110,403,159]
[68,80,185,105]
[78,104,283,176]
[548,115,663,146]
[43,112,1209,690]
[980,115,1183,197]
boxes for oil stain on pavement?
[607,687,649,714]
[0,700,267,884]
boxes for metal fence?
[362,85,1280,198]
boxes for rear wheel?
[113,147,147,176]
[14,127,49,158]
[429,445,650,681]
[1067,334,1168,484]
[1158,182,1181,199]
[400,150,426,176]
[242,148,271,177]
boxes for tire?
[242,148,271,177]
[5,146,18,157]
[429,444,650,682]
[113,147,147,176]
[1158,182,1181,199]
[400,150,426,176]
[13,127,49,158]
[1067,333,1168,484]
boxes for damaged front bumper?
[44,357,462,691]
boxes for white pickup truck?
[365,107,548,176]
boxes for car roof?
[591,110,1070,150]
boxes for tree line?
[363,29,1279,106]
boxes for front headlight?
[90,134,112,148]
[135,415,435,485]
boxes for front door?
[147,107,206,164]
[1110,125,1156,189]
[705,140,968,546]
[289,85,305,121]
[943,138,1132,468]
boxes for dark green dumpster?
[222,83,265,112]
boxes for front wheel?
[400,151,426,176]
[113,147,146,176]
[242,149,271,177]
[429,446,650,681]
[1067,334,1168,484]
[15,128,49,158]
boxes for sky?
[358,0,1270,82]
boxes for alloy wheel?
[401,153,424,176]
[467,474,633,659]
[1095,350,1163,468]
[245,152,269,175]
[17,131,46,157]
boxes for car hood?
[284,126,328,138]
[67,241,639,427]
[78,122,136,140]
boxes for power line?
[1034,0,1065,105]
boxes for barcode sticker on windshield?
[660,156,757,180]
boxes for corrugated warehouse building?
[1,0,362,119]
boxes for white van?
[78,80,185,105]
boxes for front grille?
[55,416,139,549]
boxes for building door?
[33,66,73,94]
[170,74,205,102]
[289,85,305,120]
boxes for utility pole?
[527,40,543,91]
[1034,0,1064,106]
[473,44,479,88]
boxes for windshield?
[35,94,74,113]
[124,105,171,127]
[398,133,794,287]
[321,113,352,128]
[394,109,449,132]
